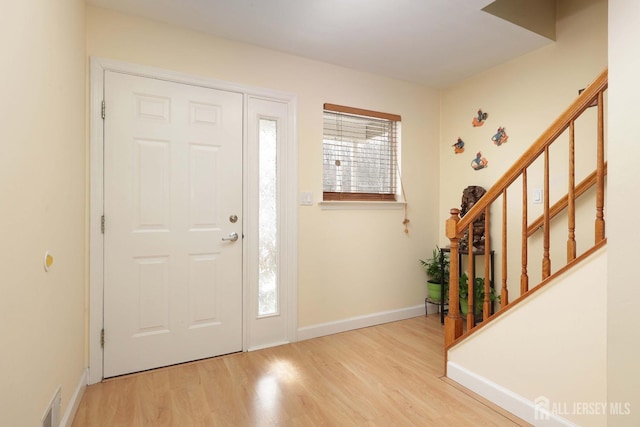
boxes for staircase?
[443,69,607,350]
[442,69,608,424]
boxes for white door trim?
[89,57,298,384]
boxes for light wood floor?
[73,314,530,426]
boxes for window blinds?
[323,104,401,201]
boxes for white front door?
[103,71,243,377]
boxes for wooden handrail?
[444,68,608,349]
[527,162,608,237]
[454,69,608,234]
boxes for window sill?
[319,200,407,210]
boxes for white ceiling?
[87,0,554,87]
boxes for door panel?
[103,71,243,377]
[246,97,292,349]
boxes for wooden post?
[542,147,551,279]
[595,91,605,243]
[483,206,491,321]
[521,169,529,295]
[501,189,509,306]
[568,121,577,262]
[467,224,475,331]
[445,209,463,348]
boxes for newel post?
[445,208,463,348]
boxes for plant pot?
[427,281,445,302]
[460,298,482,317]
[460,297,468,316]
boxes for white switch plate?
[300,192,313,206]
[533,188,543,204]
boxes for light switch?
[300,192,313,206]
[533,188,543,204]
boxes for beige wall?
[86,6,441,328]
[439,0,607,299]
[448,248,607,426]
[0,0,86,425]
[608,0,640,425]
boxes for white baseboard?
[60,368,88,427]
[447,362,576,427]
[297,304,428,341]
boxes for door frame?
[89,57,298,384]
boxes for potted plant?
[458,273,500,317]
[420,246,450,302]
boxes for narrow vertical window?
[258,118,278,316]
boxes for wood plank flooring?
[73,314,530,426]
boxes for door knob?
[222,232,239,242]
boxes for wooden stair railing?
[444,69,608,350]
[527,162,607,238]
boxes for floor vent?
[42,386,61,427]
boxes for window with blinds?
[323,103,401,201]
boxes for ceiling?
[87,0,555,87]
